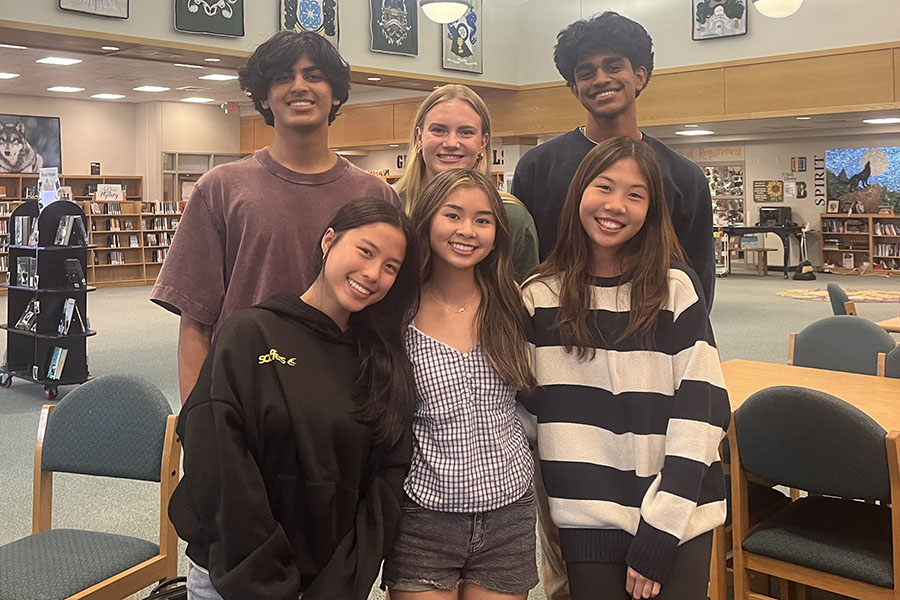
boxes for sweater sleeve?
[684,176,715,309]
[302,427,413,600]
[176,348,303,600]
[512,154,536,215]
[625,274,730,584]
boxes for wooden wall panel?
[637,68,724,122]
[392,100,422,141]
[329,104,394,146]
[240,117,254,154]
[895,48,900,102]
[484,87,584,137]
[253,117,274,150]
[724,50,894,115]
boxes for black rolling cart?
[1,200,96,400]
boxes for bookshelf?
[820,213,900,274]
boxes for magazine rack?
[0,200,96,399]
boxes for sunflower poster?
[753,180,783,203]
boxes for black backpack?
[145,577,187,600]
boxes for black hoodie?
[169,293,413,599]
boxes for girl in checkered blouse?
[383,169,539,599]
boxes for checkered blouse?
[403,324,534,513]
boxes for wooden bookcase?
[820,213,900,274]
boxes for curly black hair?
[238,30,350,126]
[554,11,655,97]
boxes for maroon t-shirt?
[150,149,399,334]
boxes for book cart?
[0,200,96,400]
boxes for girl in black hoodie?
[169,198,420,600]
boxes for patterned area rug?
[776,289,900,303]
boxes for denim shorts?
[382,488,539,595]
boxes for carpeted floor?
[0,268,896,599]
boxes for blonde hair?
[396,84,492,213]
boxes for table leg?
[783,233,791,279]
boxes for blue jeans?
[187,561,224,600]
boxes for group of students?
[150,11,729,600]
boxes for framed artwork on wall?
[692,0,747,41]
[0,115,62,174]
[370,0,418,57]
[826,200,840,213]
[59,0,129,19]
[175,0,244,37]
[441,0,482,74]
[281,0,339,47]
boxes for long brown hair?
[534,136,684,356]
[396,84,491,213]
[410,169,535,392]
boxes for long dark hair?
[410,169,535,392]
[535,136,683,356]
[313,198,420,446]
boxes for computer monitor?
[759,206,792,226]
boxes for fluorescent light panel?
[48,86,85,93]
[863,117,900,125]
[174,63,205,69]
[133,85,170,92]
[101,46,120,51]
[36,57,82,66]
[92,93,126,100]
[203,57,221,62]
[181,97,215,103]
[0,43,27,50]
[0,73,20,79]
[675,129,715,136]
[198,74,238,81]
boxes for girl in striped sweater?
[520,136,730,600]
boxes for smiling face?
[315,222,407,328]
[428,185,496,272]
[570,50,647,123]
[579,157,650,275]
[262,54,340,132]
[416,98,489,182]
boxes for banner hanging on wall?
[442,0,482,74]
[370,0,417,56]
[175,0,245,37]
[281,0,339,47]
[59,0,129,19]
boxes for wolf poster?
[0,115,62,174]
[442,0,482,74]
[370,0,417,56]
[282,0,339,48]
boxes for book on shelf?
[124,220,134,230]
[146,233,158,246]
[107,217,121,231]
[129,234,139,247]
[107,251,125,265]
[104,202,123,215]
[90,202,102,215]
[106,234,121,248]
[15,298,39,332]
[53,215,77,246]
[16,256,37,288]
[72,215,88,245]
[13,215,37,246]
[58,298,75,335]
[46,346,69,380]
[64,258,86,290]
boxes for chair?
[877,345,900,378]
[788,315,896,375]
[0,375,181,600]
[730,385,900,600]
[826,282,858,316]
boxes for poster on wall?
[175,0,245,37]
[0,115,62,174]
[281,0,339,47]
[753,180,783,203]
[704,164,744,224]
[692,0,747,41]
[370,0,417,56]
[826,147,900,214]
[442,0,482,74]
[59,0,128,19]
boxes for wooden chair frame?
[844,300,858,316]
[31,405,181,600]
[730,427,900,600]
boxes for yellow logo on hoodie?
[258,348,297,367]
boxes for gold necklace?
[428,289,478,314]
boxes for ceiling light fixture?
[36,57,83,66]
[181,97,215,103]
[101,46,120,51]
[420,0,472,24]
[133,85,170,92]
[91,93,126,100]
[675,129,715,136]
[863,117,900,125]
[751,0,803,18]
[203,57,221,62]
[47,86,85,93]
[174,63,205,69]
[198,74,238,81]
[796,116,812,120]
[367,77,382,81]
[0,73,20,79]
[0,44,27,50]
[683,124,699,128]
[389,144,400,147]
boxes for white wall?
[159,102,241,153]
[0,93,136,174]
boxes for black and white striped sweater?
[519,264,730,584]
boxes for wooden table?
[877,316,900,333]
[722,359,900,431]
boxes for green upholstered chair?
[826,282,858,316]
[730,385,900,600]
[878,346,900,379]
[0,375,181,600]
[788,315,896,375]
